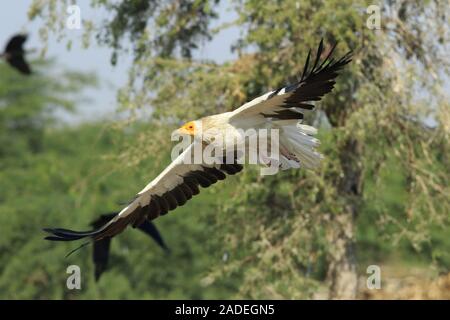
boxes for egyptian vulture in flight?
[44,40,352,243]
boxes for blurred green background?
[0,0,448,299]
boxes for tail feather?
[284,127,320,147]
[277,123,323,169]
[44,235,83,242]
[43,226,105,242]
[44,213,169,252]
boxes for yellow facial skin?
[177,121,196,136]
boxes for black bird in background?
[47,212,169,281]
[1,34,32,75]
[91,213,169,280]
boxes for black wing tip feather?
[43,227,100,242]
[281,40,352,97]
[282,41,352,106]
[263,40,352,120]
[304,40,352,78]
[43,211,118,242]
[44,214,170,250]
[300,49,312,82]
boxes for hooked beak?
[172,127,190,138]
[177,127,191,135]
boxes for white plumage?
[44,40,352,242]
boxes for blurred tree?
[0,59,94,159]
[29,0,449,298]
[0,121,242,299]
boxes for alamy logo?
[171,127,281,176]
[66,265,81,290]
[366,5,381,30]
[366,265,381,289]
[66,5,82,30]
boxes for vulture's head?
[176,120,199,137]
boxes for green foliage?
[29,0,220,64]
[0,60,94,158]
[1,121,448,299]
[18,0,450,298]
[0,123,246,299]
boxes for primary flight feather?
[44,40,352,243]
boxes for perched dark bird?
[1,34,32,75]
[48,212,169,281]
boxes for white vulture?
[44,40,352,243]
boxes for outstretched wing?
[229,39,352,123]
[44,142,243,242]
